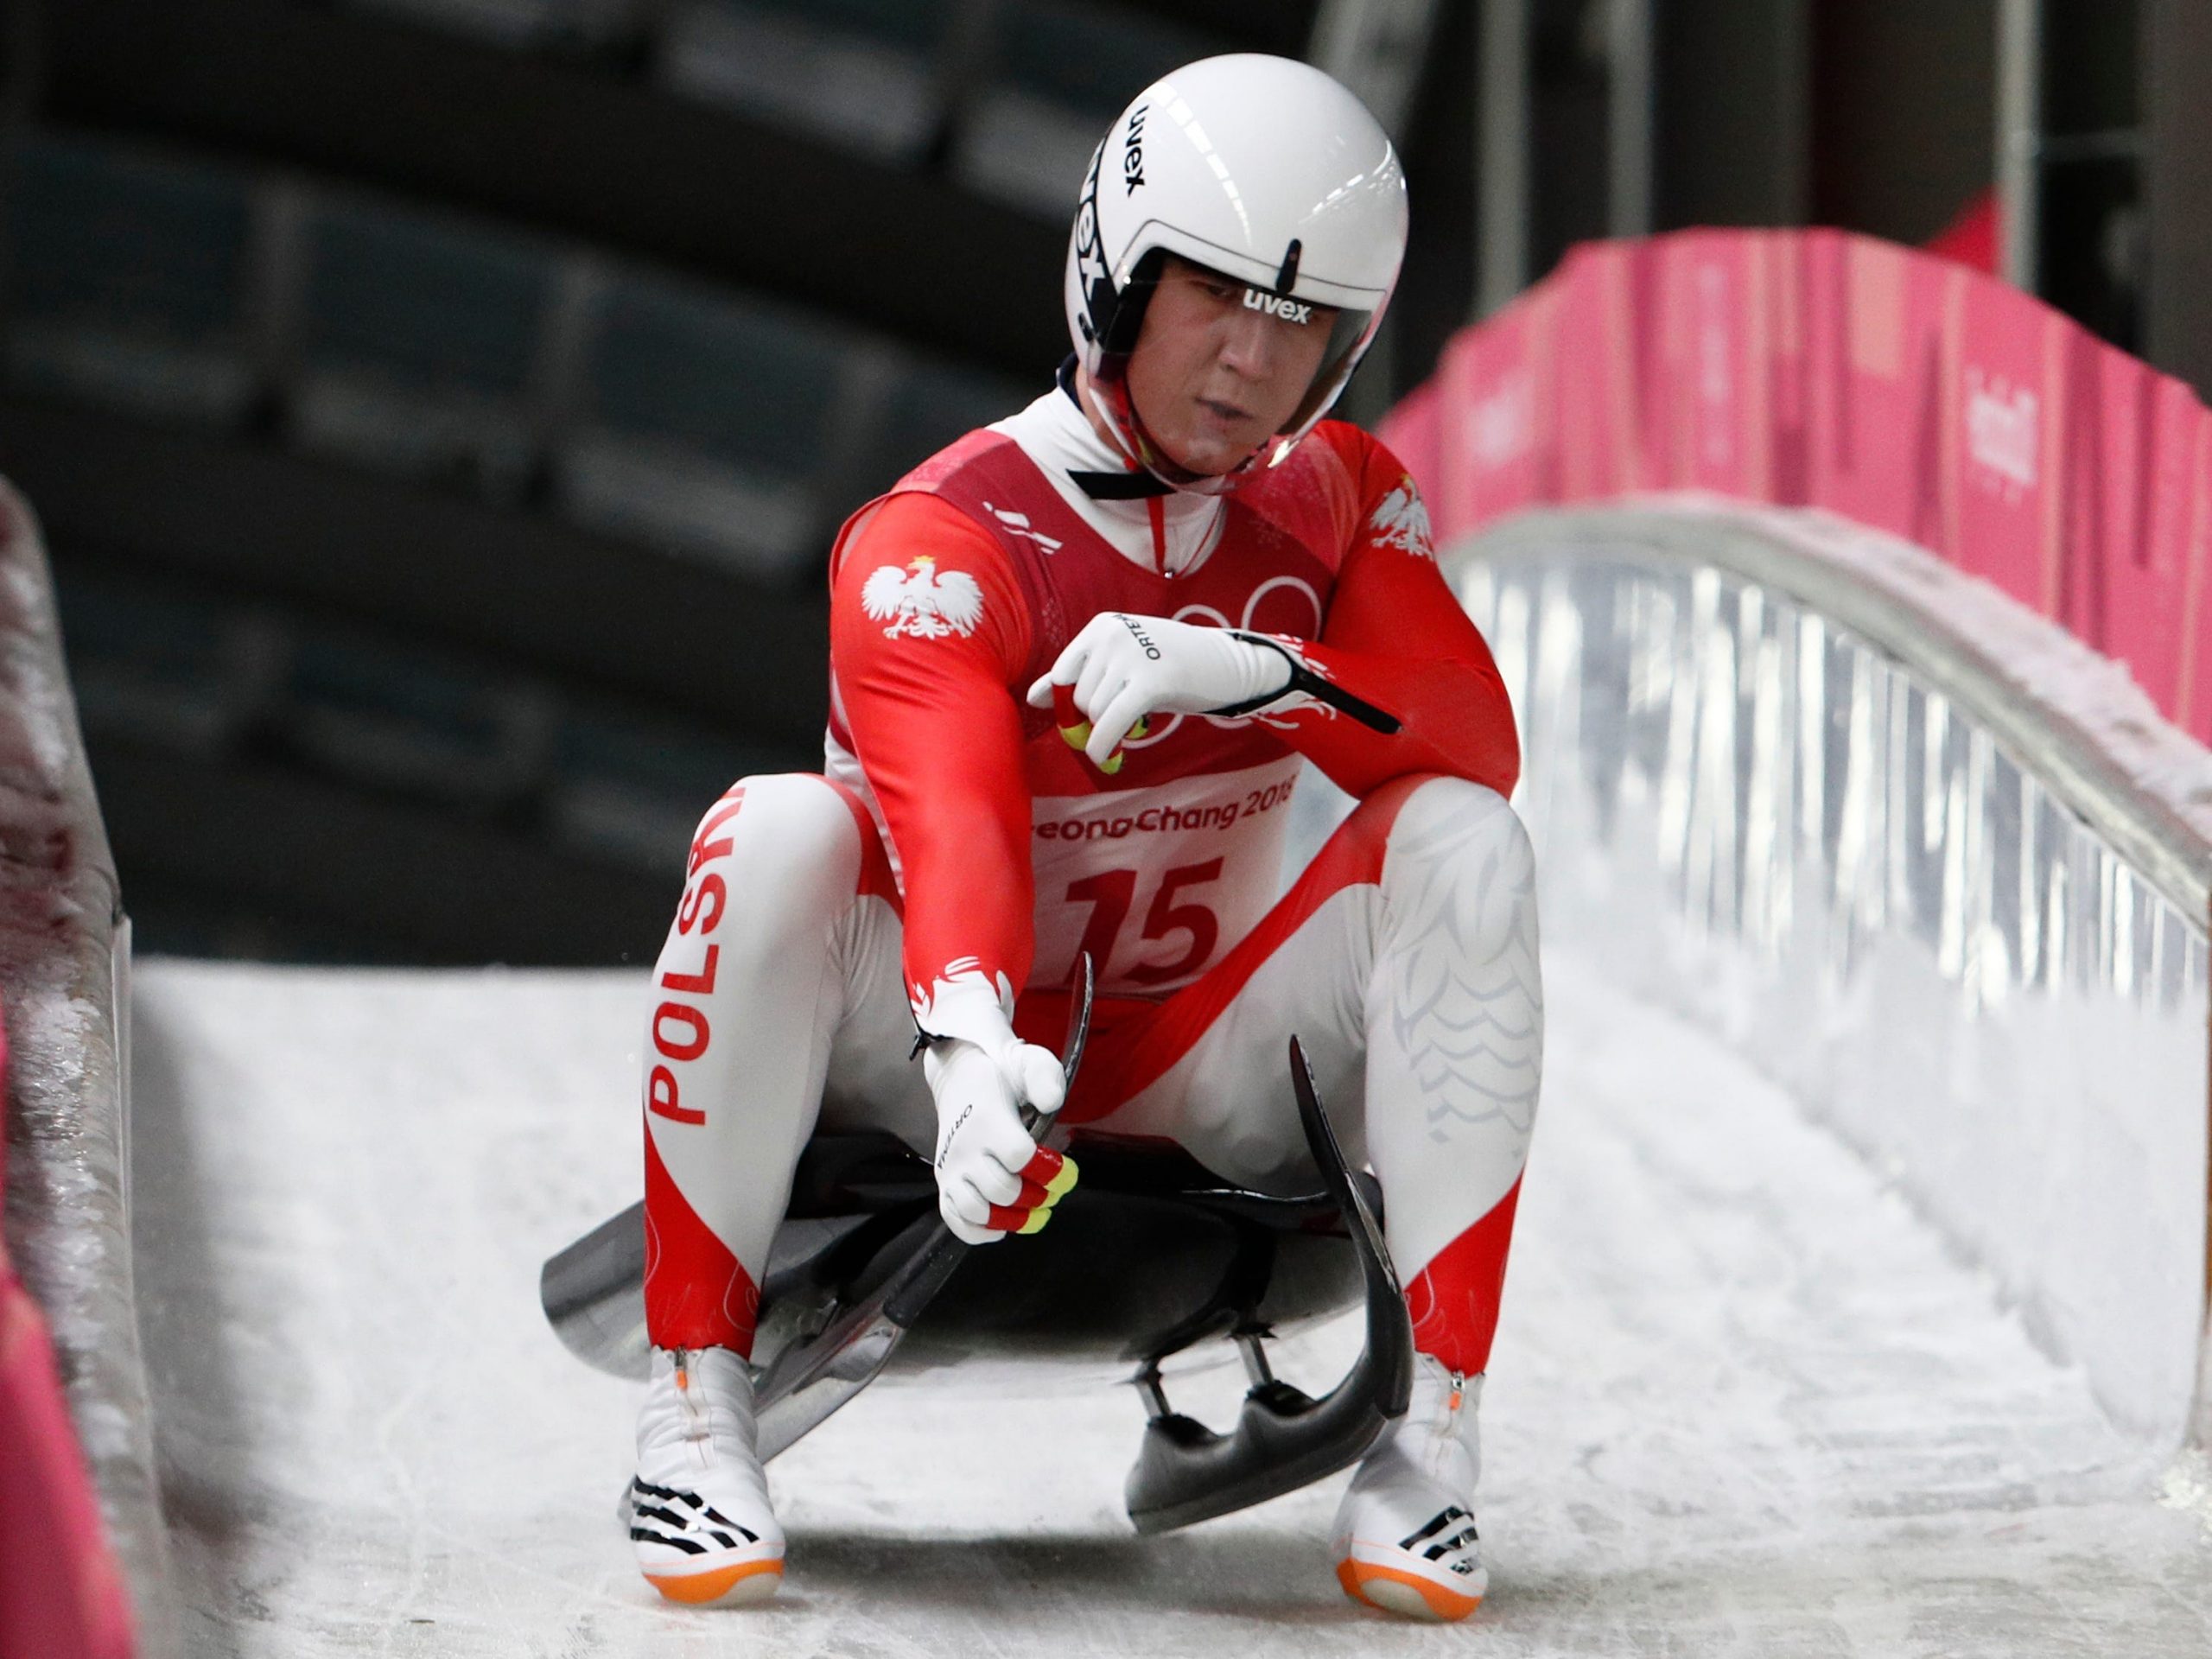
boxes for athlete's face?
[1124,256,1338,475]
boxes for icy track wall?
[1382,226,2212,1447]
[0,481,156,1658]
[1456,502,2210,1446]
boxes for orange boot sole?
[645,1557,784,1607]
[1337,1557,1484,1623]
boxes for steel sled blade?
[1121,1036,1415,1535]
[538,1201,877,1384]
[750,1211,963,1460]
[541,1197,651,1380]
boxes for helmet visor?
[1273,295,1380,436]
[1107,255,1379,466]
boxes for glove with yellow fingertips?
[923,1036,1079,1243]
[1027,611,1293,773]
[915,969,1079,1243]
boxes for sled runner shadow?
[542,1036,1414,1534]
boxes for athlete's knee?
[658,774,887,982]
[681,773,864,889]
[1378,776,1539,954]
[1385,777,1534,882]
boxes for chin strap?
[1069,468,1175,500]
[1214,633,1403,734]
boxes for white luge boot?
[631,1346,785,1605]
[1330,1355,1488,1622]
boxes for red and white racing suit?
[639,378,1543,1379]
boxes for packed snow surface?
[132,954,2212,1656]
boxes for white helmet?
[1064,54,1409,493]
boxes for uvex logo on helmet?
[1122,103,1147,194]
[1071,143,1112,345]
[1243,289,1313,325]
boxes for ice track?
[132,953,2212,1657]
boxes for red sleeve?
[1258,436,1520,799]
[830,493,1036,1026]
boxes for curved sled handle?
[1287,1036,1402,1332]
[1057,949,1095,1109]
[1120,1037,1414,1534]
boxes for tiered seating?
[49,569,257,756]
[550,705,784,874]
[558,271,850,578]
[291,199,556,501]
[3,135,259,429]
[283,632,555,814]
[848,354,1033,502]
[55,558,763,886]
[1,132,1031,587]
[331,0,1233,214]
[956,1,1217,214]
[656,0,947,162]
[343,0,650,54]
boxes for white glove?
[1025,612,1292,771]
[919,996,1077,1246]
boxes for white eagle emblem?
[1368,480,1436,560]
[861,555,986,640]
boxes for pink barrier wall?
[1383,228,2212,743]
[1,1007,137,1659]
[1,1013,136,1659]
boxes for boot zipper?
[1426,1368,1467,1482]
[673,1347,709,1442]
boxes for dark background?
[0,0,2203,964]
